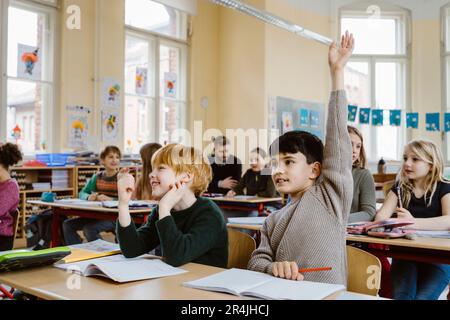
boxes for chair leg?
[0,285,14,300]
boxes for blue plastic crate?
[36,153,70,167]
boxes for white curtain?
[153,0,197,15]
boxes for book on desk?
[183,268,345,300]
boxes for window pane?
[124,96,156,154]
[341,17,400,55]
[125,0,186,40]
[159,100,186,145]
[375,62,406,161]
[8,6,51,81]
[7,80,51,154]
[125,36,154,96]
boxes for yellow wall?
[59,0,124,152]
[411,19,443,146]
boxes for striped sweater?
[248,90,353,285]
[79,171,118,200]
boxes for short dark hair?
[269,131,324,164]
[251,147,267,159]
[0,143,23,170]
[213,136,230,147]
[100,146,122,159]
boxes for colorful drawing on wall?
[389,110,401,127]
[310,110,320,128]
[102,111,119,141]
[135,67,148,95]
[299,109,310,127]
[426,113,440,132]
[18,44,41,80]
[371,110,384,126]
[68,115,88,149]
[164,72,177,98]
[348,105,358,122]
[11,125,22,142]
[282,112,293,134]
[445,113,450,133]
[406,113,419,129]
[359,108,371,124]
[102,78,121,108]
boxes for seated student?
[227,147,278,199]
[248,32,355,285]
[376,139,450,300]
[207,136,242,195]
[347,126,376,223]
[132,143,162,200]
[116,144,228,268]
[0,143,23,251]
[63,146,121,245]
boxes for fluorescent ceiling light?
[209,0,333,46]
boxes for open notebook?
[183,268,346,300]
[54,254,186,283]
[62,239,121,264]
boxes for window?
[0,0,56,155]
[442,4,450,161]
[340,4,410,161]
[125,0,188,153]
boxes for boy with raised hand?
[248,32,355,285]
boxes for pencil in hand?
[298,267,332,273]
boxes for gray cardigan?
[248,90,353,285]
[349,167,376,223]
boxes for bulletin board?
[268,96,326,142]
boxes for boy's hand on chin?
[158,182,187,216]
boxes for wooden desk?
[228,223,450,265]
[347,235,450,265]
[0,262,374,300]
[28,201,153,247]
[210,197,282,215]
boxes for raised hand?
[117,168,135,204]
[328,31,354,72]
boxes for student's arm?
[155,213,223,267]
[396,193,450,230]
[247,221,276,274]
[0,184,19,219]
[258,175,278,198]
[78,174,98,200]
[321,32,355,223]
[348,170,376,223]
[116,209,160,258]
[375,191,398,221]
[232,172,247,195]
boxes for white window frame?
[125,2,188,148]
[0,0,58,155]
[339,6,411,162]
[441,3,450,162]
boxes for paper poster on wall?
[426,113,440,132]
[310,110,320,128]
[269,114,277,129]
[359,108,371,124]
[135,67,148,95]
[282,112,293,134]
[68,115,88,148]
[445,113,450,133]
[406,113,419,129]
[102,78,121,108]
[164,72,177,98]
[299,109,310,127]
[348,105,358,122]
[102,110,119,141]
[17,44,41,80]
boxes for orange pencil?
[299,267,332,273]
